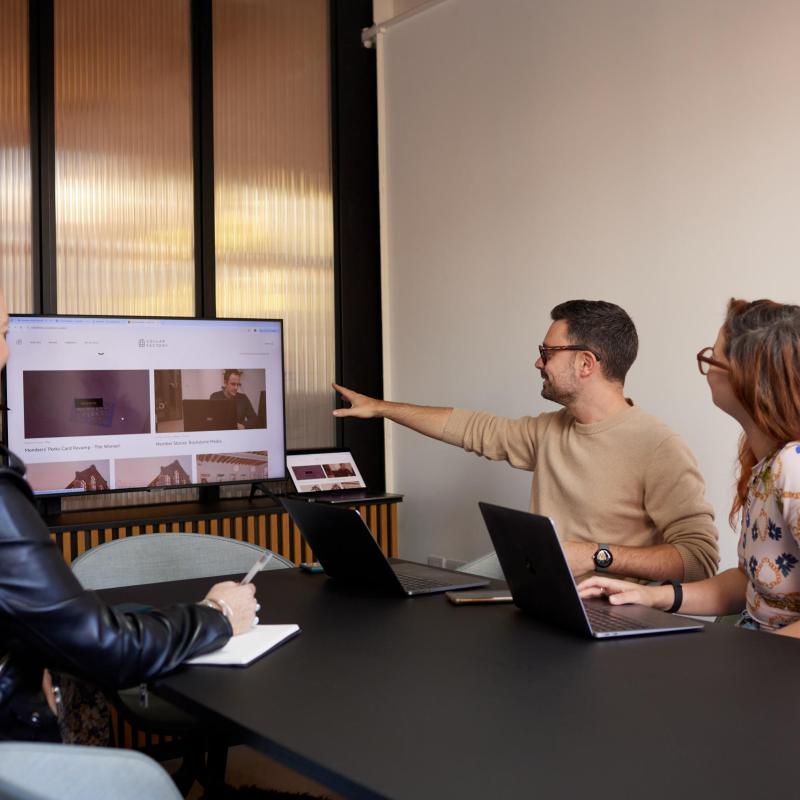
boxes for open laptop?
[286,449,382,503]
[182,399,237,432]
[478,502,703,638]
[281,497,489,596]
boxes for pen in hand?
[240,551,274,585]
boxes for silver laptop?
[479,502,703,639]
[286,449,381,503]
[281,497,489,596]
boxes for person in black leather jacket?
[0,292,258,740]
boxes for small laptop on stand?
[478,502,703,639]
[286,449,383,503]
[281,497,489,596]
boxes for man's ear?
[577,351,600,377]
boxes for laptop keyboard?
[585,605,655,633]
[394,572,455,593]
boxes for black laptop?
[478,502,703,638]
[281,497,489,596]
[286,449,383,503]
[182,399,237,432]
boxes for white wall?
[377,0,800,570]
[373,0,433,25]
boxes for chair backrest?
[457,551,506,581]
[71,532,293,590]
[0,742,183,800]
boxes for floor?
[164,744,344,799]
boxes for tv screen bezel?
[2,312,288,499]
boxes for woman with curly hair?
[579,298,800,636]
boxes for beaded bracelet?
[199,597,232,622]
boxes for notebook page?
[187,624,300,666]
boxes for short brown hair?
[550,300,638,383]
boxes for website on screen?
[5,316,286,494]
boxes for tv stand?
[248,481,275,502]
[36,495,62,520]
[198,484,221,504]
[45,493,403,568]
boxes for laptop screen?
[287,450,367,494]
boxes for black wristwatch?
[593,544,613,571]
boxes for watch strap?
[661,579,683,614]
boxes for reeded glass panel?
[213,0,335,449]
[0,0,33,313]
[54,0,195,316]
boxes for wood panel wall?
[51,500,399,566]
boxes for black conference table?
[102,566,799,800]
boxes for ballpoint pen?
[240,550,274,585]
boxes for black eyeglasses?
[696,347,729,375]
[538,344,601,365]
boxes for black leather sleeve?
[0,476,232,689]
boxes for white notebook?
[187,624,300,667]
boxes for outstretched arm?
[333,385,538,470]
[332,383,453,441]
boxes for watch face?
[595,547,613,569]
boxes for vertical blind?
[0,0,33,314]
[53,0,196,316]
[213,0,335,449]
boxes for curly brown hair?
[723,298,800,526]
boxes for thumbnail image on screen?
[23,370,150,438]
[197,451,269,483]
[155,368,267,433]
[25,459,112,494]
[115,455,194,489]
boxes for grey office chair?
[71,532,293,590]
[70,533,292,795]
[457,551,505,581]
[0,742,182,800]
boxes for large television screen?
[2,315,286,496]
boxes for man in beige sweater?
[333,299,719,583]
